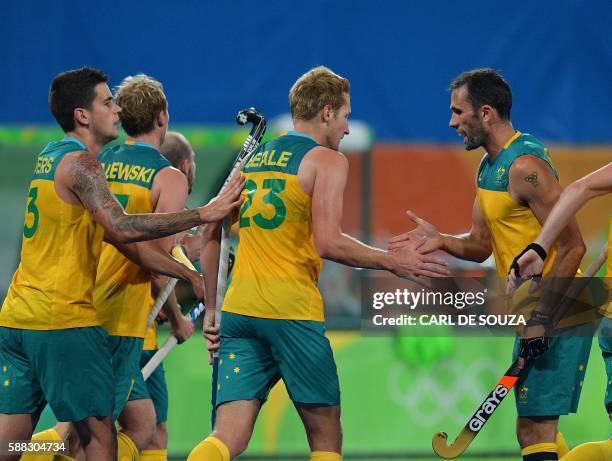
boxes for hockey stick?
[211,108,266,427]
[432,244,609,459]
[139,111,265,409]
[141,302,206,380]
[146,245,196,329]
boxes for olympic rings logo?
[387,357,501,426]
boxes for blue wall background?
[3,0,611,142]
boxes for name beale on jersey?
[223,133,325,321]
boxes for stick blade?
[432,429,474,459]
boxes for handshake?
[386,210,451,279]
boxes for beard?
[464,125,488,151]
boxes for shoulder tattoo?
[524,171,539,188]
[69,154,122,217]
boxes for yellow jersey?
[605,218,612,317]
[477,131,598,325]
[223,132,324,321]
[143,323,157,350]
[608,217,611,279]
[476,131,558,277]
[94,140,171,338]
[1,138,103,330]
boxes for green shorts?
[216,312,340,407]
[512,321,596,417]
[129,349,167,424]
[108,336,145,421]
[0,326,113,421]
[597,317,612,412]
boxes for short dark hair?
[450,69,512,120]
[49,67,108,132]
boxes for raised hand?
[507,244,547,296]
[388,210,443,254]
[199,172,245,223]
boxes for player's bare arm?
[109,238,204,301]
[151,167,198,343]
[150,166,190,247]
[509,162,612,281]
[67,152,200,240]
[148,166,197,342]
[151,277,195,344]
[306,146,449,278]
[97,161,205,302]
[388,198,493,263]
[54,151,244,243]
[199,205,241,361]
[189,191,240,359]
[533,161,611,251]
[508,155,586,339]
[108,167,189,272]
[509,155,586,280]
[199,222,222,363]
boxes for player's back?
[0,138,103,330]
[223,132,324,321]
[94,140,171,338]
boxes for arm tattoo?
[114,209,201,241]
[69,154,200,241]
[70,154,124,219]
[524,171,539,187]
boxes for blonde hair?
[289,66,350,121]
[115,74,167,136]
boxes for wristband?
[509,243,547,278]
[526,310,551,327]
[526,243,547,262]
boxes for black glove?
[509,243,548,278]
[519,336,550,361]
[519,311,552,361]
